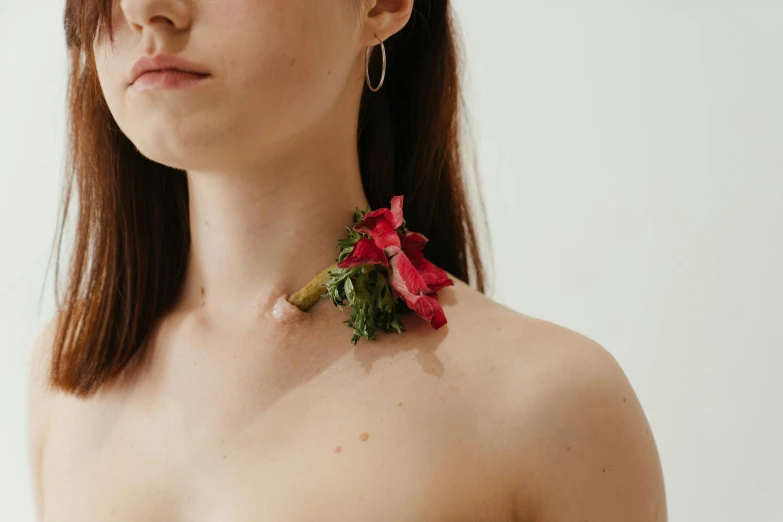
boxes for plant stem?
[288,262,339,312]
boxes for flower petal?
[389,251,430,296]
[376,232,401,256]
[408,255,454,292]
[391,281,448,330]
[399,230,428,254]
[413,294,448,330]
[388,251,448,328]
[354,208,392,232]
[337,238,388,269]
[353,208,401,256]
[390,195,404,229]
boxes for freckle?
[398,402,402,406]
[328,69,331,75]
[359,432,369,441]
[290,58,296,65]
[205,220,208,226]
[623,397,627,403]
[496,325,501,331]
[334,445,342,453]
[602,467,606,473]
[566,446,571,452]
[223,454,227,459]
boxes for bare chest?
[43,434,504,522]
[40,339,516,522]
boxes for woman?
[27,0,667,520]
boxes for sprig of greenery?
[321,205,410,345]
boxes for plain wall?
[1,1,781,520]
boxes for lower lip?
[130,70,211,92]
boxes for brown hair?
[50,0,493,398]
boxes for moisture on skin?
[258,289,337,340]
[244,274,340,344]
[247,291,318,348]
[265,292,311,326]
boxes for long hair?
[50,0,494,398]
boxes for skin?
[27,0,668,521]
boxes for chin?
[116,105,206,164]
[128,128,231,172]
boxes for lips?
[129,53,211,86]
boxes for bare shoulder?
[27,313,63,521]
[28,315,59,398]
[28,312,63,427]
[440,277,667,522]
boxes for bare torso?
[36,277,566,522]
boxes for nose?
[120,0,192,34]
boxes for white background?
[2,1,781,520]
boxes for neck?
[176,127,370,329]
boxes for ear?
[361,0,415,46]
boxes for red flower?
[337,195,454,329]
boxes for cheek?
[93,47,124,121]
[92,10,130,119]
[215,2,356,132]
[87,0,360,169]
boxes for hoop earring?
[365,35,386,92]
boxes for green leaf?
[323,213,413,345]
[344,277,355,306]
